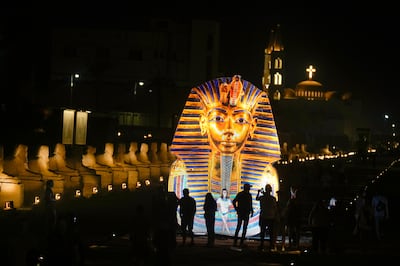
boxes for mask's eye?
[210,115,224,123]
[236,117,249,124]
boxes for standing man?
[285,186,302,250]
[203,192,217,247]
[256,184,279,251]
[232,183,254,247]
[178,188,196,246]
[44,179,57,233]
[371,189,389,240]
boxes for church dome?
[294,80,325,100]
[296,80,323,91]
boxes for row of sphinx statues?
[0,141,177,209]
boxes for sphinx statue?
[299,143,310,158]
[158,142,170,164]
[49,143,80,175]
[82,145,113,191]
[29,145,61,178]
[123,141,140,165]
[137,143,151,164]
[28,145,64,197]
[149,142,161,164]
[111,142,139,190]
[3,144,42,179]
[3,144,44,206]
[0,145,24,208]
[158,142,172,179]
[48,143,82,199]
[320,144,333,156]
[130,142,151,181]
[96,142,118,167]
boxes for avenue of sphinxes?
[0,138,335,210]
[0,141,175,208]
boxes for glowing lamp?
[75,190,81,197]
[4,201,14,210]
[107,184,113,192]
[145,179,151,186]
[34,196,40,205]
[92,187,98,194]
[55,193,61,200]
[121,183,127,189]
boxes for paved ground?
[83,232,399,266]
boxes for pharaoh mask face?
[199,75,257,154]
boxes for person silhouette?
[371,189,389,240]
[152,185,179,266]
[285,186,302,250]
[256,184,278,251]
[232,183,254,247]
[308,199,331,254]
[44,179,57,233]
[178,188,196,246]
[130,204,150,266]
[203,192,217,247]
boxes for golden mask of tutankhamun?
[168,75,281,236]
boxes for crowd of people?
[171,183,390,255]
[17,178,391,265]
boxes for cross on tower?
[306,65,316,80]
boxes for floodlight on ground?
[121,182,127,190]
[159,176,164,182]
[107,184,113,192]
[145,179,151,186]
[92,187,98,194]
[34,196,40,205]
[4,201,14,210]
[55,193,61,200]
[75,189,81,197]
[136,181,142,188]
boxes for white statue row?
[0,141,177,209]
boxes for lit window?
[273,72,282,85]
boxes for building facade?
[263,25,370,153]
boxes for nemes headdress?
[169,76,281,236]
[170,75,281,187]
[195,75,260,113]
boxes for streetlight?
[70,73,80,106]
[133,80,144,95]
[133,81,144,116]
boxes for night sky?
[3,2,399,120]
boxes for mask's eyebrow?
[207,107,228,116]
[233,109,252,116]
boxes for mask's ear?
[199,113,208,136]
[248,118,257,139]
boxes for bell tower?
[262,24,285,100]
